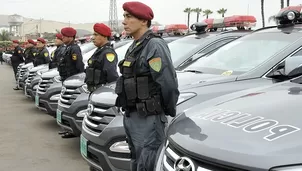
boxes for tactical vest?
[115,33,163,116]
[49,45,65,69]
[58,44,79,80]
[85,44,113,91]
[34,48,48,66]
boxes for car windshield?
[186,33,298,74]
[168,35,211,64]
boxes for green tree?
[203,9,213,19]
[193,8,202,22]
[0,30,11,41]
[184,8,193,31]
[217,8,227,17]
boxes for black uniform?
[24,47,37,64]
[0,50,3,64]
[85,42,119,92]
[49,45,65,69]
[115,30,180,171]
[34,47,50,67]
[11,46,24,80]
[58,43,84,81]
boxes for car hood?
[176,71,237,90]
[167,80,302,169]
[29,64,48,72]
[63,72,86,88]
[41,68,59,78]
[21,62,33,69]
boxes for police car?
[80,24,252,171]
[156,6,302,171]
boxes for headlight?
[50,94,60,101]
[109,141,130,153]
[37,71,43,76]
[53,76,61,83]
[177,92,196,105]
[80,84,90,93]
[272,166,302,171]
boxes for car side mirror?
[285,56,302,77]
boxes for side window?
[199,38,235,55]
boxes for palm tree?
[281,0,284,8]
[193,8,202,22]
[261,0,265,27]
[0,30,10,41]
[203,9,213,19]
[217,8,227,17]
[287,0,290,6]
[184,8,193,31]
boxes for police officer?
[11,40,25,90]
[58,27,84,82]
[49,33,65,69]
[24,39,37,64]
[34,38,50,67]
[115,2,179,170]
[85,23,119,92]
[58,27,84,138]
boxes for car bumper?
[36,82,62,116]
[57,93,89,136]
[81,115,131,171]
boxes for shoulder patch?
[106,53,115,62]
[33,52,36,56]
[149,57,162,72]
[18,50,21,54]
[51,51,54,57]
[88,59,92,64]
[72,53,77,60]
[44,52,49,57]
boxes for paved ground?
[0,64,89,171]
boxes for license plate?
[35,95,39,106]
[56,109,62,123]
[80,135,88,157]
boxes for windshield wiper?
[183,69,203,73]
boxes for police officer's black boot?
[58,130,67,135]
[13,86,20,90]
[61,132,76,139]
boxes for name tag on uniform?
[123,61,131,67]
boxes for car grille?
[163,142,246,171]
[84,104,116,134]
[25,71,36,85]
[59,86,81,107]
[37,77,53,93]
[18,68,27,80]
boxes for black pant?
[12,63,19,81]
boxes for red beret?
[93,23,111,37]
[61,27,77,37]
[12,40,19,44]
[123,1,154,20]
[56,33,63,40]
[37,38,46,44]
[28,39,36,45]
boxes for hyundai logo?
[174,157,195,171]
[61,87,66,94]
[87,104,94,116]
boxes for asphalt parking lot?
[0,64,89,171]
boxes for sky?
[2,0,302,28]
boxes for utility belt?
[115,76,163,117]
